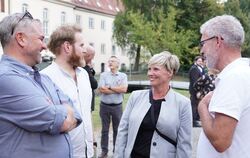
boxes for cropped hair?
[109,55,120,65]
[0,12,40,48]
[194,56,203,62]
[200,15,245,49]
[148,51,180,76]
[48,25,82,55]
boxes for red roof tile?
[72,0,124,16]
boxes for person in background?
[83,44,98,150]
[83,45,98,112]
[197,15,250,158]
[41,25,93,158]
[0,12,81,158]
[188,56,204,127]
[98,56,128,158]
[114,51,192,158]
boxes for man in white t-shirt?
[197,15,250,158]
[41,25,93,158]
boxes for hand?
[60,104,77,132]
[198,91,213,114]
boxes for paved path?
[93,127,202,158]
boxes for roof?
[72,0,124,16]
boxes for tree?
[224,0,250,57]
[175,0,224,70]
[113,0,177,71]
[113,0,228,72]
[113,11,155,71]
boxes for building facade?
[0,0,129,73]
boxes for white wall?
[75,9,129,73]
[0,0,130,73]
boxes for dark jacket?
[188,64,204,96]
[83,65,98,111]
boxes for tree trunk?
[133,45,141,71]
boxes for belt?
[101,101,122,106]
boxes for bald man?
[83,45,98,112]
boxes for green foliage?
[224,0,250,57]
[113,0,250,72]
[175,0,224,70]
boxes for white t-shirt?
[197,58,250,158]
[42,62,93,158]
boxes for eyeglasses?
[199,36,217,48]
[11,11,33,35]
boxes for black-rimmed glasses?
[199,36,217,48]
[11,11,33,35]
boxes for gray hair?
[110,55,120,65]
[200,15,245,49]
[148,51,180,76]
[0,12,39,48]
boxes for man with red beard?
[41,25,94,158]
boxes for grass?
[92,88,189,131]
[96,73,189,82]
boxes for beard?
[206,51,218,69]
[68,46,86,67]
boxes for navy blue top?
[0,55,82,158]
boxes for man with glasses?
[98,56,128,158]
[41,25,94,158]
[197,15,250,158]
[0,12,82,158]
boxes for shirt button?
[153,142,157,146]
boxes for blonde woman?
[114,51,192,158]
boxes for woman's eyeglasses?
[11,11,33,35]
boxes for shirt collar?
[109,71,119,76]
[51,61,82,78]
[1,54,35,74]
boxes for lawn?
[92,89,189,131]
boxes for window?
[121,63,126,71]
[101,20,106,30]
[121,48,126,56]
[76,15,81,26]
[43,8,49,36]
[44,37,49,44]
[89,17,94,29]
[112,45,116,55]
[22,3,28,13]
[101,43,106,54]
[61,12,66,25]
[0,0,4,12]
